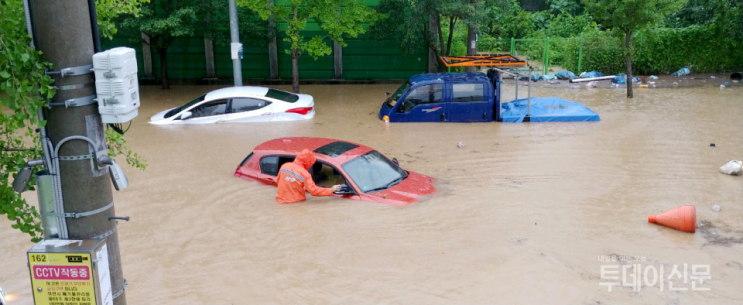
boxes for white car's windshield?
[341,151,407,193]
[165,94,206,118]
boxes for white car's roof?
[205,86,271,101]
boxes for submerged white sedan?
[149,86,314,125]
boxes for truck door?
[391,83,446,122]
[447,82,493,122]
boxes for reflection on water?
[2,84,743,304]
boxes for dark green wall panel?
[100,0,429,81]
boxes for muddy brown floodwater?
[2,83,743,304]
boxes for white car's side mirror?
[180,111,193,120]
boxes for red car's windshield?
[341,151,408,193]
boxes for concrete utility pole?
[28,1,127,304]
[229,0,243,86]
[466,26,477,72]
[333,41,343,79]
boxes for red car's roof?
[254,137,374,164]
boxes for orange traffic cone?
[648,205,696,233]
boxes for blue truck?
[378,71,600,123]
[379,71,503,123]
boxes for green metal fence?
[478,35,587,75]
[343,36,428,79]
[100,0,428,82]
[101,34,427,81]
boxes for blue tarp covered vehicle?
[501,98,600,123]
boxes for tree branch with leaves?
[583,0,686,98]
[119,0,199,89]
[0,0,147,242]
[239,0,379,93]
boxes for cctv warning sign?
[28,251,97,305]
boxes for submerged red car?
[234,137,436,205]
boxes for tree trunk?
[625,29,633,98]
[268,0,279,79]
[425,12,441,72]
[436,14,444,58]
[445,17,455,56]
[291,49,300,93]
[159,48,170,90]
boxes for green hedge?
[561,31,624,74]
[632,26,743,74]
[560,26,743,74]
[480,25,743,75]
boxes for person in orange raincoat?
[276,149,342,203]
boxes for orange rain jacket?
[275,149,334,203]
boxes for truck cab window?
[399,84,443,113]
[452,83,485,103]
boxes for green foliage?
[583,0,686,96]
[201,0,268,47]
[367,0,431,54]
[1,0,55,242]
[583,0,686,33]
[106,128,147,170]
[240,0,379,91]
[560,29,624,73]
[498,0,742,75]
[666,0,743,42]
[519,12,595,68]
[546,0,581,16]
[632,26,741,74]
[119,1,200,51]
[476,35,509,53]
[431,17,469,59]
[96,0,151,39]
[542,12,593,37]
[0,0,147,242]
[531,11,551,30]
[118,0,199,88]
[554,26,743,74]
[370,0,510,71]
[485,0,535,38]
[240,0,379,58]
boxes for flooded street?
[2,83,743,304]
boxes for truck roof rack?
[439,54,531,69]
[440,54,535,122]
